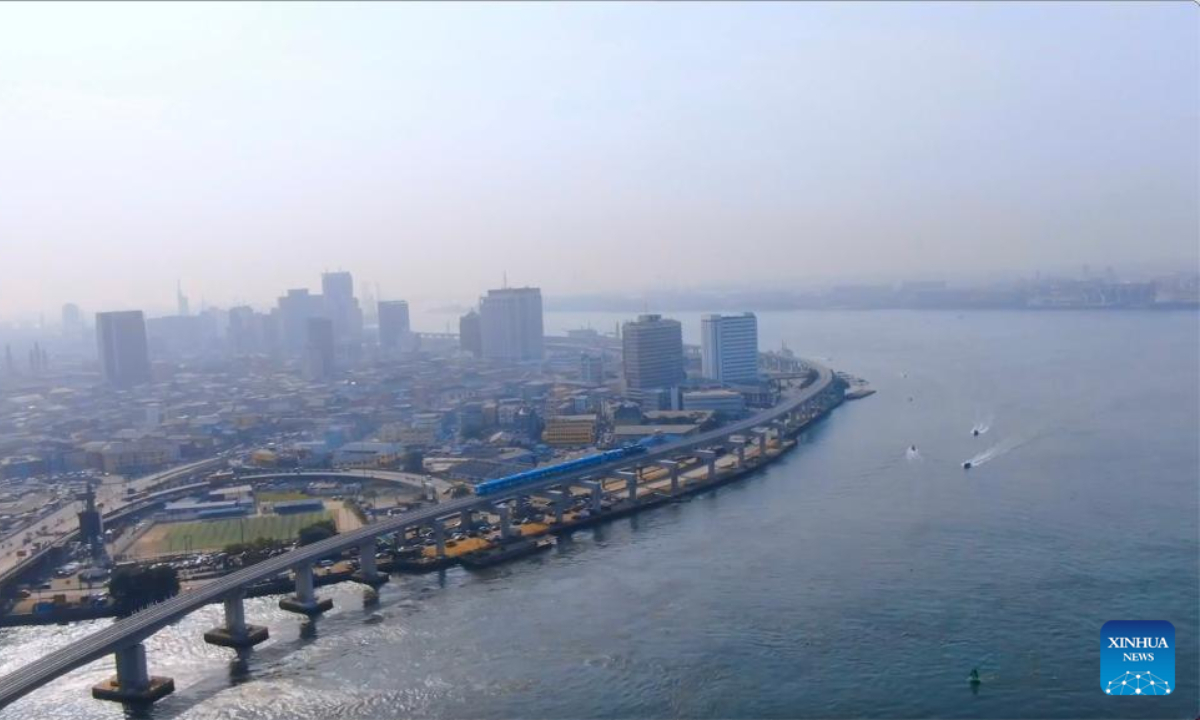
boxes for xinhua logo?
[1101,621,1174,696]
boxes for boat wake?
[963,430,1037,469]
[971,413,994,437]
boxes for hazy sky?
[0,2,1195,319]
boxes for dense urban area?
[0,267,1195,707]
[0,273,842,625]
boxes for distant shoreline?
[539,303,1200,314]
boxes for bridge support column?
[280,563,332,616]
[433,519,447,558]
[696,450,718,479]
[543,489,568,524]
[656,460,680,493]
[497,503,514,539]
[204,591,269,649]
[617,470,639,503]
[580,480,605,512]
[494,504,513,537]
[351,540,388,587]
[459,508,473,533]
[735,444,745,467]
[92,642,175,704]
[757,431,767,456]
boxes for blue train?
[474,438,662,497]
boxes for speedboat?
[971,428,980,437]
[909,445,917,452]
[962,461,972,469]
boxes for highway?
[0,363,833,709]
[0,458,227,588]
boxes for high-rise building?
[580,352,604,385]
[322,271,363,346]
[227,306,264,356]
[176,280,190,317]
[378,300,411,352]
[479,287,544,362]
[459,310,482,357]
[96,310,152,387]
[305,317,336,381]
[700,312,759,383]
[277,288,325,354]
[62,303,85,343]
[621,314,684,393]
[321,271,353,302]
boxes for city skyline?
[0,2,1195,321]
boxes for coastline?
[0,381,848,626]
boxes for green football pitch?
[154,511,332,554]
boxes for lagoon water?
[1,310,1196,719]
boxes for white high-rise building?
[701,312,758,383]
[321,271,364,346]
[480,287,544,362]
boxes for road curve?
[0,363,834,709]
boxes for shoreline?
[0,384,847,627]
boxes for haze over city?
[0,3,1197,719]
[0,1,1196,321]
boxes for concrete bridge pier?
[496,503,513,539]
[92,642,175,704]
[696,450,718,479]
[656,460,680,493]
[579,480,605,512]
[617,470,639,502]
[459,508,473,533]
[351,540,388,588]
[734,444,746,467]
[433,518,447,558]
[204,592,269,649]
[279,563,333,616]
[543,489,568,524]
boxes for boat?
[972,428,980,437]
[459,537,552,570]
[909,445,917,453]
[962,461,972,469]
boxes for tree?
[109,565,180,617]
[298,519,338,546]
[402,450,424,473]
[224,537,287,567]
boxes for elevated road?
[0,458,227,591]
[234,469,453,496]
[0,363,834,709]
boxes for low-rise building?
[541,414,598,447]
[334,441,403,468]
[682,389,746,416]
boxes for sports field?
[140,511,333,555]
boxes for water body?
[1,310,1196,719]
